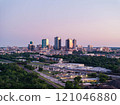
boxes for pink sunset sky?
[0,0,120,47]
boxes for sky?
[0,0,120,47]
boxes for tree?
[74,76,81,83]
[99,73,108,83]
[65,81,74,89]
[24,65,35,70]
[88,73,97,78]
[38,67,43,72]
[0,63,55,89]
[99,78,106,83]
[39,57,45,62]
[74,76,82,89]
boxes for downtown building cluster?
[26,37,120,58]
[28,37,78,55]
[28,37,77,51]
[1,36,120,59]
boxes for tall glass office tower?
[54,37,61,50]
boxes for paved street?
[34,68,65,86]
[108,75,120,79]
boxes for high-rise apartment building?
[54,37,61,50]
[42,39,49,48]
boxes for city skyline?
[0,0,120,47]
[1,37,120,48]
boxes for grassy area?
[0,59,4,61]
[40,70,51,76]
[0,59,13,63]
[40,70,62,77]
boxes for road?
[34,68,65,87]
[18,65,64,88]
[108,75,120,79]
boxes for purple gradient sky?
[0,0,120,47]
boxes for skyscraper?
[73,39,77,49]
[54,37,61,50]
[42,39,49,48]
[66,39,73,50]
[88,45,93,52]
[28,41,35,51]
